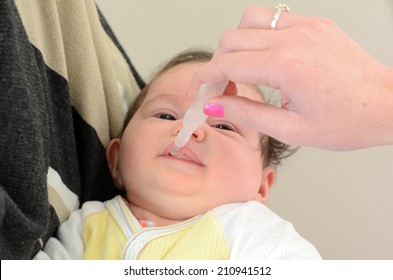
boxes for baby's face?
[116,62,275,222]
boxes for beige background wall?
[95,0,393,259]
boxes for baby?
[35,49,321,260]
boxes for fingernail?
[203,103,224,117]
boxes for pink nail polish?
[204,103,224,117]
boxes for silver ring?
[270,3,290,30]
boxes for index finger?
[187,60,229,100]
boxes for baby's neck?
[124,199,185,227]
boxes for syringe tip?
[169,144,182,157]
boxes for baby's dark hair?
[123,48,298,167]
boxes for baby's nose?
[172,121,206,142]
[191,126,205,142]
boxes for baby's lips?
[164,144,204,166]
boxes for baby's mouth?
[170,152,192,161]
[165,145,203,166]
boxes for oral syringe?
[170,82,228,156]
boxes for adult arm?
[0,0,143,259]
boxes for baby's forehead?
[148,62,265,103]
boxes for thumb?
[207,95,304,146]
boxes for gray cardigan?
[0,0,144,259]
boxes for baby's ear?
[256,166,276,203]
[105,138,124,190]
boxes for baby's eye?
[213,123,235,132]
[155,113,176,121]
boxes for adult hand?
[190,5,393,150]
